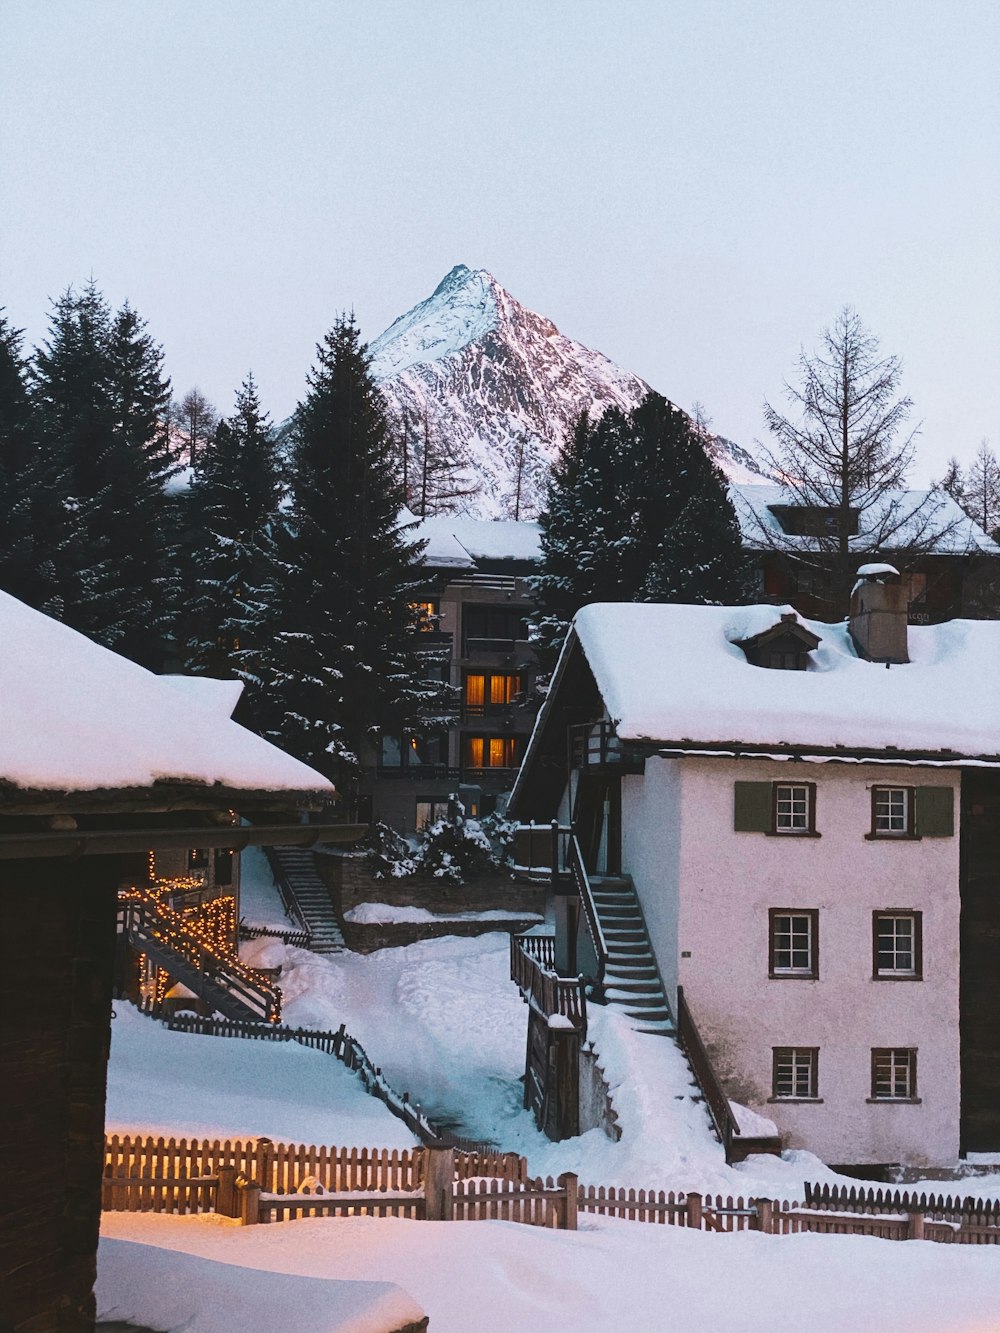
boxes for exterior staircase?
[267,846,346,955]
[588,874,674,1035]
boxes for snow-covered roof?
[407,515,542,568]
[731,484,1000,555]
[569,601,1000,759]
[161,675,244,719]
[0,590,333,796]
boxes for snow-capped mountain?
[369,264,765,519]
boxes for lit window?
[464,735,520,769]
[772,1047,818,1100]
[415,800,450,831]
[873,913,921,978]
[873,786,911,835]
[871,1049,917,1100]
[775,784,812,832]
[770,910,818,978]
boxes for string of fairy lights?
[122,849,282,1022]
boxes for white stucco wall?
[622,755,961,1167]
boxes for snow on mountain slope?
[370,264,765,519]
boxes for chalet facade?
[361,515,542,833]
[509,573,1000,1169]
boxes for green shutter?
[734,781,772,832]
[915,786,954,837]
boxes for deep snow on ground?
[99,1211,1000,1333]
[238,845,297,931]
[106,1003,415,1149]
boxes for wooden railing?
[515,932,556,971]
[238,922,312,949]
[803,1181,1000,1227]
[262,847,310,932]
[119,893,282,1023]
[510,934,587,1032]
[675,985,740,1163]
[510,823,572,883]
[567,833,608,995]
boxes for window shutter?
[915,786,954,837]
[734,781,772,832]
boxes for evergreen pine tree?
[0,312,66,612]
[239,316,451,784]
[184,373,281,674]
[532,392,753,672]
[31,284,175,665]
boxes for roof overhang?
[0,820,367,861]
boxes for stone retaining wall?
[314,849,546,917]
[341,915,544,954]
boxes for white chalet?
[509,572,1000,1169]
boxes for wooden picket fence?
[102,1133,526,1216]
[101,1134,1000,1245]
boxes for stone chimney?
[849,564,909,664]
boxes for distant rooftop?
[405,513,542,569]
[730,484,1000,555]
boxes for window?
[873,912,922,979]
[866,786,955,839]
[769,910,819,978]
[462,604,529,651]
[872,786,912,836]
[772,1047,819,1100]
[188,848,208,870]
[415,799,450,831]
[871,1048,917,1101]
[463,671,522,716]
[411,599,439,630]
[464,734,521,769]
[775,784,814,833]
[733,781,818,835]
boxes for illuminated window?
[464,735,520,769]
[412,600,439,631]
[415,799,450,831]
[463,672,521,715]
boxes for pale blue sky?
[2,0,997,481]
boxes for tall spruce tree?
[532,392,752,672]
[0,312,66,612]
[31,284,175,665]
[183,373,281,674]
[239,316,450,784]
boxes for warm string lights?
[119,867,281,1021]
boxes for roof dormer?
[735,612,821,671]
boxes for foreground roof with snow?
[569,601,1000,760]
[0,591,333,797]
[730,484,1000,555]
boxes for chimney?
[849,564,909,664]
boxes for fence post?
[907,1212,925,1241]
[755,1198,773,1234]
[423,1144,455,1221]
[685,1193,703,1229]
[216,1165,237,1218]
[237,1180,261,1226]
[557,1172,579,1231]
[254,1137,274,1189]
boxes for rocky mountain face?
[369,264,764,520]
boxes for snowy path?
[99,1211,1000,1333]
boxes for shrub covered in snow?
[364,821,419,879]
[415,801,499,883]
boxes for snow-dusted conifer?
[532,393,751,672]
[239,315,452,784]
[33,287,176,666]
[183,373,280,675]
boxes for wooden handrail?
[567,834,608,993]
[510,934,587,1033]
[676,985,739,1162]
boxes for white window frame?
[872,1048,917,1101]
[770,910,818,978]
[775,784,811,833]
[874,786,911,836]
[874,913,920,978]
[773,1047,819,1100]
